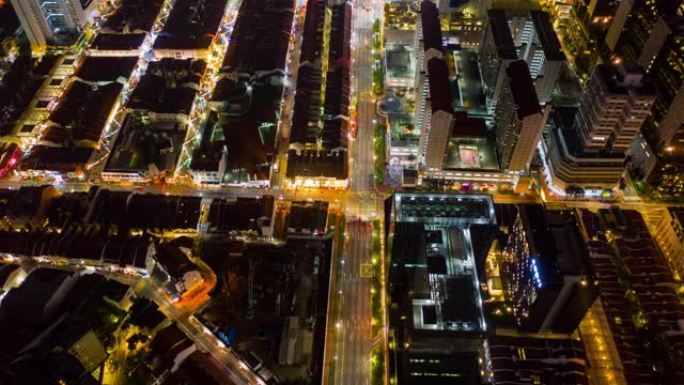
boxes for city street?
[351,1,381,193]
[331,220,373,385]
[324,1,385,384]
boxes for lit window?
[517,347,527,360]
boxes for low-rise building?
[103,58,207,182]
[89,0,165,56]
[149,241,203,300]
[152,0,229,59]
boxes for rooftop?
[451,112,487,138]
[518,205,592,280]
[489,336,588,385]
[100,0,164,34]
[74,56,139,83]
[127,58,206,114]
[104,115,187,175]
[530,11,565,61]
[153,0,228,50]
[593,64,653,96]
[221,0,295,72]
[155,242,199,278]
[0,55,60,136]
[91,33,147,50]
[427,58,454,114]
[420,0,443,53]
[506,60,541,119]
[487,9,517,60]
[286,149,348,180]
[299,0,327,65]
[207,195,275,232]
[43,80,123,145]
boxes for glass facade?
[40,0,70,34]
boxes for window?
[517,347,527,360]
[36,100,50,109]
[50,78,63,86]
[21,124,35,133]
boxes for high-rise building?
[10,0,91,49]
[558,0,620,77]
[494,60,550,172]
[624,12,684,200]
[502,205,596,333]
[650,207,684,282]
[527,11,565,103]
[414,1,457,173]
[420,58,455,171]
[608,0,684,62]
[481,9,565,106]
[576,64,654,153]
[542,64,654,192]
[414,0,445,136]
[570,1,684,198]
[480,9,521,110]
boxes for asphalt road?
[332,220,373,385]
[326,3,385,385]
[350,2,380,193]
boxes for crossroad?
[325,2,385,385]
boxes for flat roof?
[91,33,147,50]
[451,112,487,138]
[506,60,541,119]
[74,56,139,82]
[427,58,454,114]
[519,205,592,280]
[530,11,565,61]
[487,9,517,60]
[393,193,495,224]
[420,0,443,53]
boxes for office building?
[387,194,495,385]
[559,0,620,76]
[620,11,684,200]
[608,0,684,62]
[501,205,596,333]
[576,65,653,153]
[650,207,684,282]
[488,335,589,385]
[10,0,91,49]
[542,64,654,192]
[494,60,550,172]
